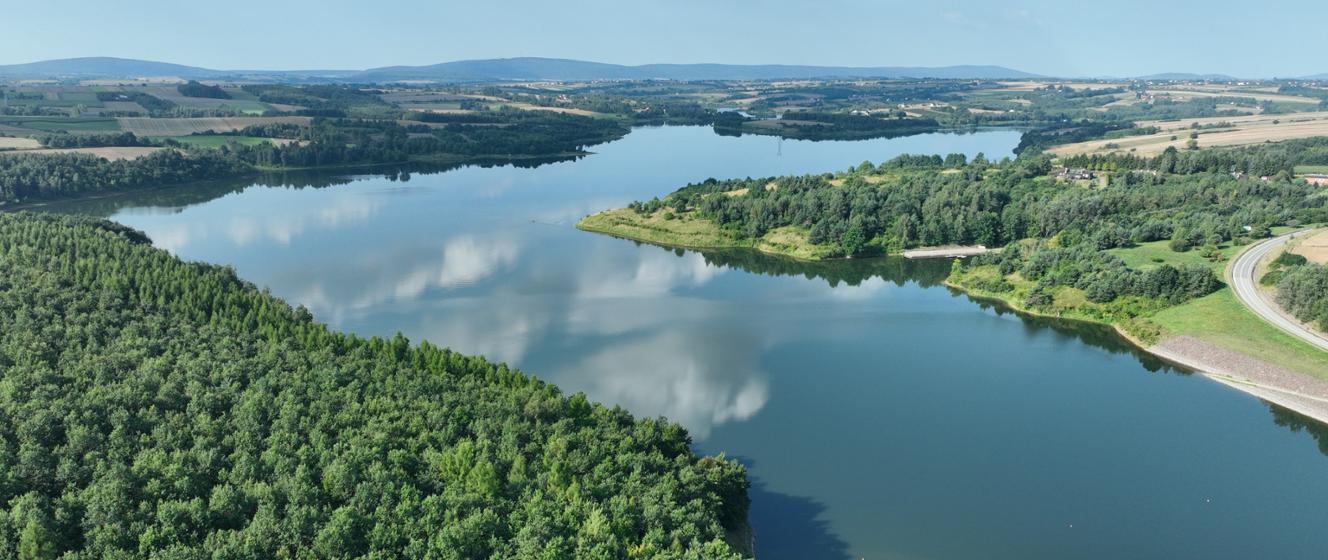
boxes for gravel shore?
[1152,335,1328,424]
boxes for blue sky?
[2,0,1324,77]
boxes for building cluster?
[1055,167,1095,180]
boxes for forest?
[635,150,1324,258]
[0,113,628,204]
[610,144,1328,329]
[0,212,751,559]
[1274,257,1328,331]
[714,111,940,141]
[177,81,231,99]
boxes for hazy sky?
[2,0,1323,77]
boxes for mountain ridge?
[0,56,1038,81]
[2,56,1323,82]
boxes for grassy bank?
[576,207,839,260]
[945,264,1166,344]
[948,234,1328,378]
[1151,289,1328,378]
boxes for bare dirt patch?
[0,137,43,149]
[1291,229,1328,264]
[0,147,164,160]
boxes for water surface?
[46,126,1328,559]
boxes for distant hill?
[0,56,221,78]
[0,56,1039,82]
[354,57,1041,82]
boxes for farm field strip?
[1052,112,1328,156]
[116,116,312,136]
[0,146,164,160]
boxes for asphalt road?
[1230,231,1328,352]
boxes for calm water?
[47,127,1328,559]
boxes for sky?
[2,0,1324,78]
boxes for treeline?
[621,150,1328,315]
[39,132,157,149]
[0,212,751,559]
[0,149,248,202]
[95,91,176,114]
[729,111,941,141]
[640,153,1324,259]
[1015,120,1138,153]
[244,84,396,118]
[1276,262,1328,331]
[1060,137,1328,177]
[0,114,628,204]
[973,243,1220,306]
[177,80,231,99]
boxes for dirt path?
[902,245,991,259]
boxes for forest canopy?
[0,212,751,559]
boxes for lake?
[46,126,1328,559]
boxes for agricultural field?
[165,135,296,148]
[993,80,1131,91]
[1144,86,1321,105]
[140,85,271,114]
[99,101,148,114]
[1049,111,1328,156]
[1290,228,1328,264]
[0,136,42,149]
[0,146,164,160]
[0,116,121,133]
[117,116,311,136]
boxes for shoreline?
[577,208,990,262]
[0,150,592,212]
[575,210,831,262]
[946,279,1328,425]
[580,211,1328,425]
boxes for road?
[1230,231,1328,352]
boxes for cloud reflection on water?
[560,329,770,440]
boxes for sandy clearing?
[0,137,43,149]
[1291,229,1328,264]
[903,245,992,259]
[0,147,164,160]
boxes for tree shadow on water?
[734,457,852,560]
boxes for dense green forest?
[607,144,1328,331]
[714,111,941,141]
[0,212,750,559]
[177,81,231,100]
[634,149,1326,258]
[38,132,159,149]
[1275,260,1328,330]
[0,114,627,204]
